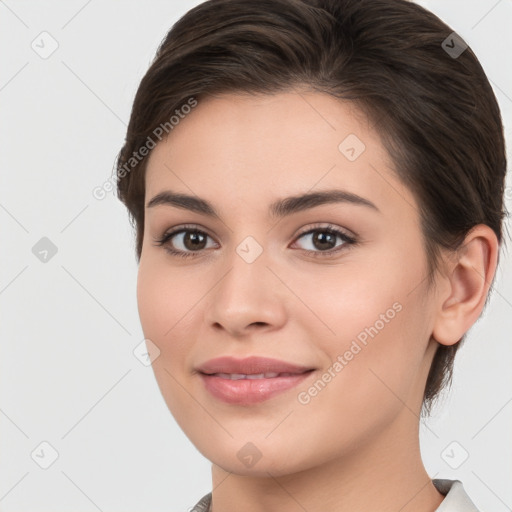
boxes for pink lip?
[196,356,314,375]
[196,356,315,405]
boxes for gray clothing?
[190,479,480,512]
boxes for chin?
[212,456,300,477]
[200,439,314,478]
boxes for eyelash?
[152,223,358,259]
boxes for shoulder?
[190,491,212,512]
[189,482,480,512]
[433,479,480,512]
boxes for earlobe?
[431,225,499,347]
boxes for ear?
[431,225,499,346]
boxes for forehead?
[144,91,417,222]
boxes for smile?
[199,370,315,404]
[213,372,300,379]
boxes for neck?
[209,409,445,512]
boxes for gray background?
[1,0,511,511]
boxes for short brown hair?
[115,0,508,416]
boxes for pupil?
[314,231,335,250]
[185,232,205,250]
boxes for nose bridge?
[218,232,272,300]
[204,230,286,332]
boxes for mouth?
[195,355,316,404]
[201,370,313,379]
[196,355,315,375]
[198,368,316,405]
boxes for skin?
[137,90,498,512]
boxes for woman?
[115,0,507,510]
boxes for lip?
[196,356,316,405]
[196,356,314,375]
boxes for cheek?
[136,261,165,340]
[289,301,426,462]
[136,260,194,360]
[294,257,427,413]
[136,260,200,417]
[286,253,404,345]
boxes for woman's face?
[137,91,441,476]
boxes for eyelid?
[152,223,218,249]
[153,222,357,258]
[289,223,357,255]
[293,222,355,241]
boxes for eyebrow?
[146,189,380,219]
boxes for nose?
[203,247,288,338]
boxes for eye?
[153,223,358,259]
[152,224,216,259]
[291,223,357,258]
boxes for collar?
[433,479,480,511]
[191,479,480,512]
